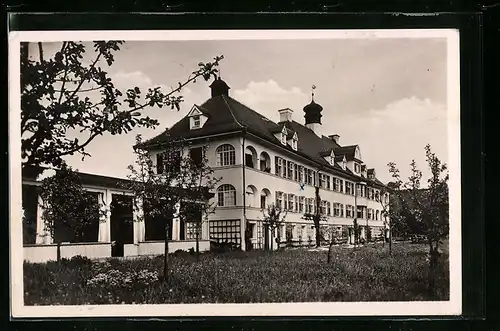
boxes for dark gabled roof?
[333,145,358,161]
[334,155,346,162]
[139,94,387,187]
[319,150,333,157]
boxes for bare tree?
[302,186,327,247]
[261,203,287,251]
[321,225,341,264]
[379,187,392,254]
[176,144,221,261]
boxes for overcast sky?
[32,37,449,185]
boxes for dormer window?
[290,132,298,150]
[192,115,201,128]
[281,133,287,145]
[354,163,361,174]
[188,105,208,130]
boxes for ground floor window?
[185,221,198,240]
[144,202,173,241]
[209,219,241,247]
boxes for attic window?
[281,133,287,145]
[192,115,201,128]
[292,138,298,150]
[354,163,361,174]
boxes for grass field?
[23,242,449,305]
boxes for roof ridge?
[226,96,279,126]
[221,95,245,129]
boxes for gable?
[187,105,204,117]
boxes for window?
[306,198,314,214]
[367,208,372,220]
[275,157,283,176]
[283,193,288,210]
[288,194,295,211]
[318,174,325,188]
[346,182,354,195]
[334,203,342,217]
[190,147,203,167]
[298,166,304,183]
[299,196,305,213]
[245,153,254,168]
[356,184,362,197]
[334,178,344,193]
[192,115,201,128]
[326,175,331,190]
[217,184,236,207]
[357,206,364,219]
[216,144,236,166]
[292,138,298,150]
[276,191,283,209]
[354,163,360,173]
[156,153,164,174]
[286,224,294,241]
[260,152,271,172]
[209,220,241,247]
[327,201,331,216]
[260,159,267,172]
[294,195,299,212]
[345,205,354,218]
[321,200,327,215]
[281,133,287,145]
[375,190,380,202]
[185,221,198,240]
[294,164,299,182]
[307,169,314,185]
[376,210,380,221]
[287,161,294,179]
[260,194,267,209]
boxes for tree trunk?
[56,242,61,261]
[195,226,200,262]
[428,241,440,298]
[163,224,169,283]
[270,228,274,252]
[327,240,335,264]
[389,227,392,255]
[314,187,321,247]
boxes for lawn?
[23,242,449,305]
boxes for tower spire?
[311,84,316,101]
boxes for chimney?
[328,134,340,144]
[278,108,293,122]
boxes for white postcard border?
[9,28,462,318]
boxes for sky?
[30,36,450,185]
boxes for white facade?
[150,132,390,251]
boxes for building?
[21,166,212,263]
[21,77,390,262]
[138,77,390,251]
